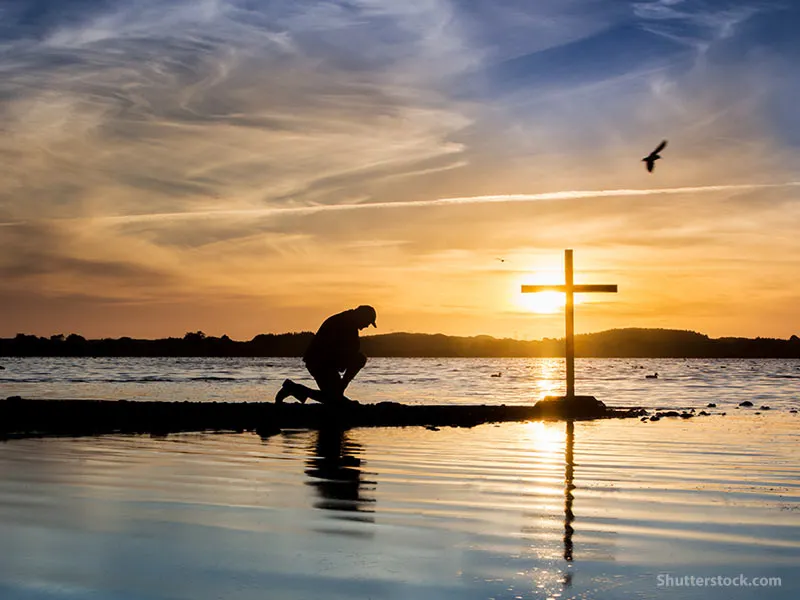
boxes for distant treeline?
[1,328,799,358]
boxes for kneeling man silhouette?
[275,305,377,405]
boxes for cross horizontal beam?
[521,284,618,294]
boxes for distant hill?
[1,328,799,358]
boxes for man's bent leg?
[308,365,350,405]
[276,377,345,404]
[276,379,312,403]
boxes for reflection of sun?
[516,291,565,314]
[521,421,564,455]
[534,357,562,398]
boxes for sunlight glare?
[521,421,564,456]
[517,291,565,314]
[534,357,563,398]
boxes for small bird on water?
[642,140,667,172]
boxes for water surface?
[1,415,798,599]
[2,357,799,410]
[1,358,799,598]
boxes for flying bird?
[642,140,667,173]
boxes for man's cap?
[356,305,377,327]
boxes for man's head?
[354,305,377,330]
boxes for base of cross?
[534,395,608,420]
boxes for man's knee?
[319,389,348,405]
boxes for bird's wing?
[646,160,654,172]
[653,139,667,153]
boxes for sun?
[517,291,565,314]
[513,267,580,314]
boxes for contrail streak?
[8,182,800,226]
[107,181,800,223]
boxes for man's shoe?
[294,382,309,404]
[274,379,294,404]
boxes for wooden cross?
[521,249,617,398]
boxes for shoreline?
[1,396,646,440]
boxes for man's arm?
[341,352,367,389]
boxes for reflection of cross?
[522,249,617,398]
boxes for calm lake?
[1,358,799,599]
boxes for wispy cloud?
[633,0,760,52]
[1,1,799,338]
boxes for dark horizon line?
[3,326,799,344]
[2,327,799,359]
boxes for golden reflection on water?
[520,421,564,457]
[531,357,563,399]
[521,420,577,596]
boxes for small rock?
[790,409,798,414]
[646,373,658,379]
[754,411,761,415]
[739,401,754,407]
[649,415,661,422]
[640,417,648,422]
[760,405,771,410]
[425,425,441,431]
[720,412,727,416]
[698,410,710,416]
[707,403,716,408]
[680,412,693,419]
[662,411,680,418]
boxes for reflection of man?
[304,428,374,516]
[275,305,377,405]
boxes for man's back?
[304,309,360,369]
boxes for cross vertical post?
[565,249,575,398]
[522,249,617,399]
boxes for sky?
[1,0,799,340]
